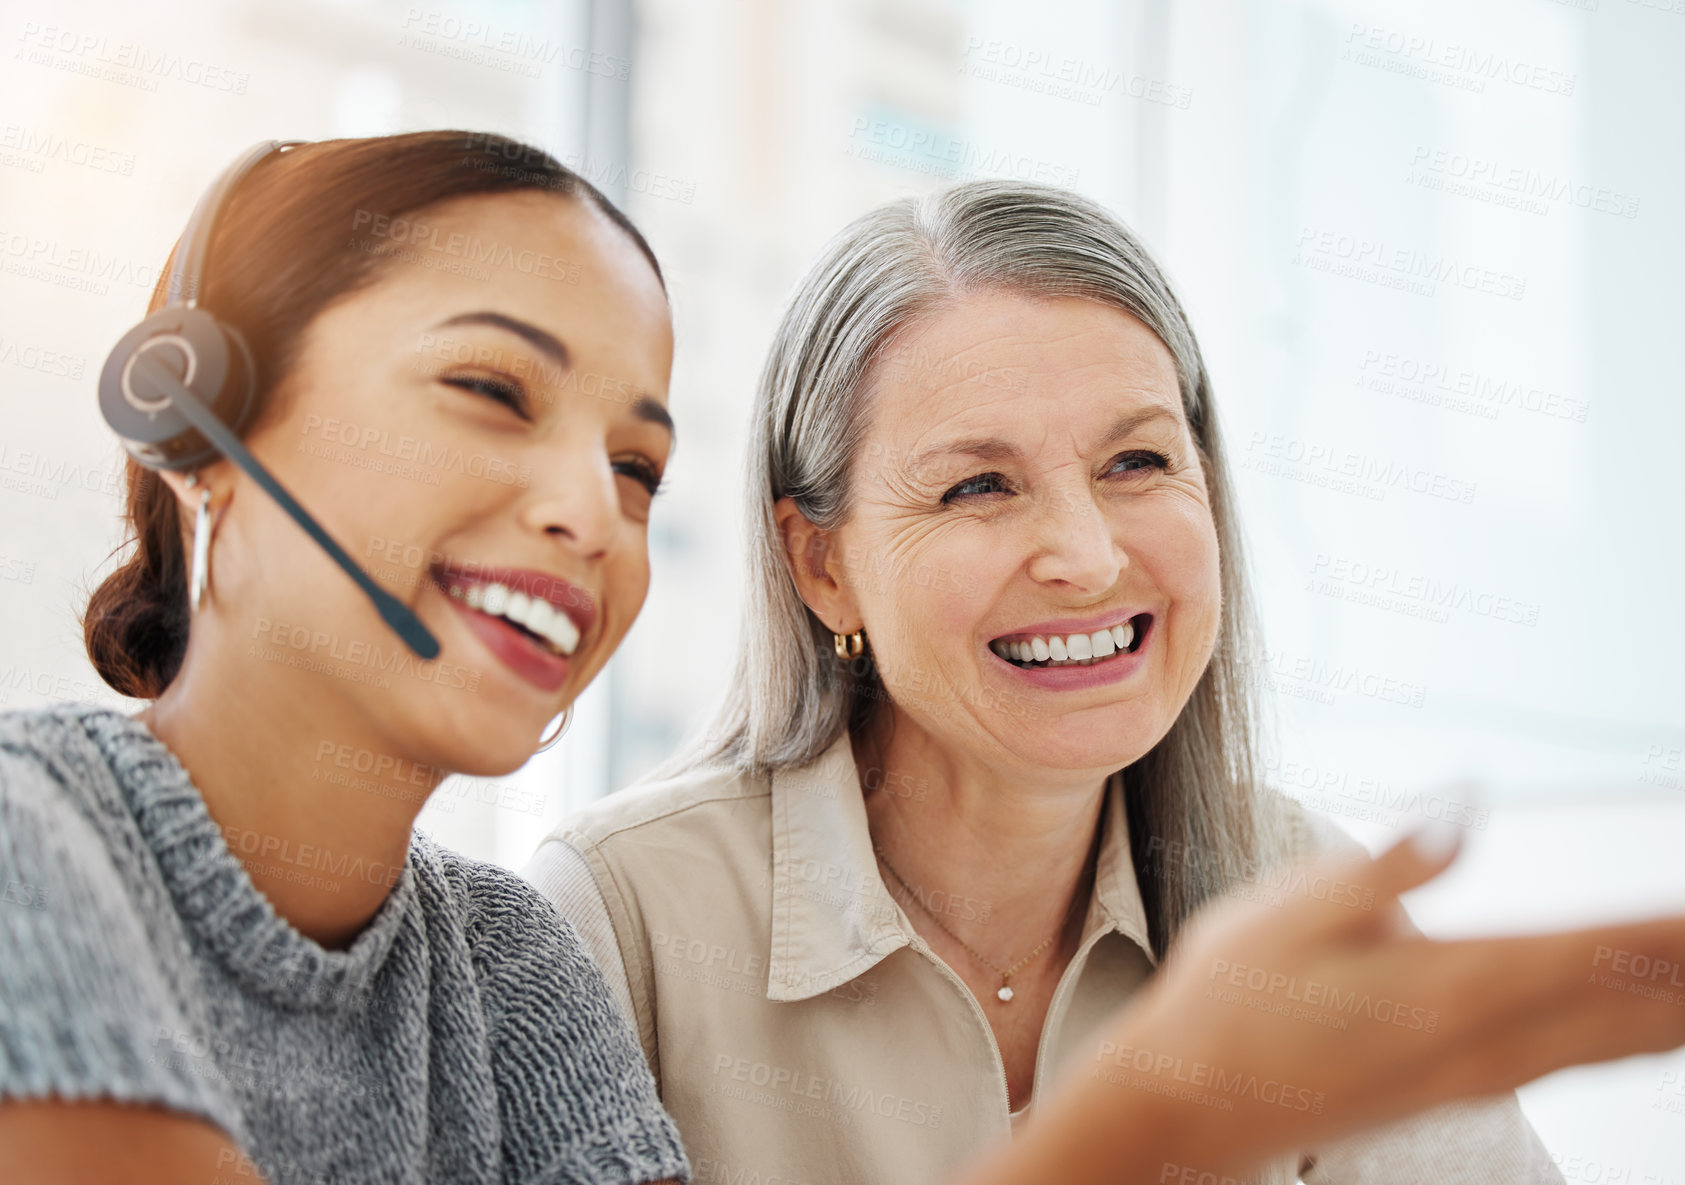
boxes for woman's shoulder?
[410,835,632,1016]
[0,703,156,866]
[0,701,131,791]
[411,831,580,947]
[549,756,772,852]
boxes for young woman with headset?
[0,132,1680,1185]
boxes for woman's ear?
[773,497,861,633]
[155,458,235,514]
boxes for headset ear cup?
[218,319,258,436]
[98,306,256,472]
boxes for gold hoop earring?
[189,486,213,612]
[536,707,573,752]
[832,629,864,659]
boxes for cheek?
[1144,507,1222,647]
[600,528,652,643]
[849,522,993,636]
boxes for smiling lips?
[990,613,1151,669]
[432,563,597,692]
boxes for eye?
[613,455,665,498]
[443,374,530,420]
[1106,449,1170,478]
[941,472,1013,502]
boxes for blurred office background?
[2,0,1682,1175]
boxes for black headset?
[97,140,441,660]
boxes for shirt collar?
[766,731,1156,1003]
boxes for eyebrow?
[632,396,675,440]
[434,311,571,368]
[908,405,1182,472]
[434,310,675,441]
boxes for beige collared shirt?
[524,733,1562,1185]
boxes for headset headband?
[166,139,304,308]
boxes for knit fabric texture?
[0,702,690,1185]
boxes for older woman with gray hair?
[525,182,1676,1183]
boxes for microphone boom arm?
[132,353,442,661]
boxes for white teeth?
[552,606,581,652]
[446,578,581,656]
[993,618,1142,668]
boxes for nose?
[518,449,618,560]
[1024,485,1125,594]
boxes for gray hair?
[669,180,1292,960]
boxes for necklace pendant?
[996,985,1014,1002]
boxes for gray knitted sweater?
[0,703,691,1185]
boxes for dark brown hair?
[83,130,663,698]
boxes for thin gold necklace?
[874,845,1080,1003]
